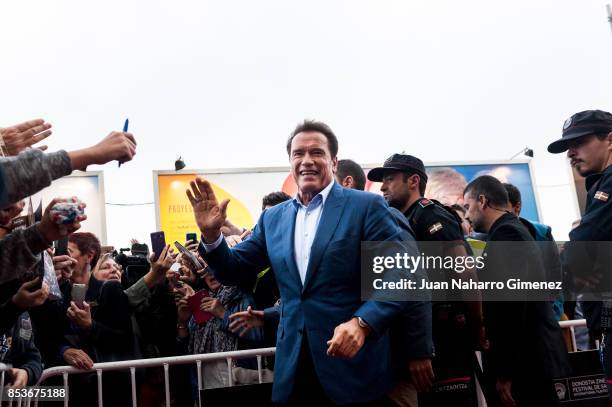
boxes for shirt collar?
[403,196,425,218]
[292,180,335,210]
[585,164,612,192]
[487,212,516,238]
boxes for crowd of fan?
[0,119,293,406]
[0,117,598,407]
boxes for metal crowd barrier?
[559,318,589,352]
[0,362,10,404]
[30,347,275,407]
[0,319,590,407]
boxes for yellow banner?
[157,174,254,245]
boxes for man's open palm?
[186,177,230,241]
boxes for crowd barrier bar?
[0,363,9,405]
[0,319,590,407]
[559,318,588,352]
[30,347,275,407]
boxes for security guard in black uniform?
[368,154,483,407]
[548,109,612,398]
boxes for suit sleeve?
[397,301,434,360]
[264,304,281,327]
[199,212,271,287]
[353,195,419,336]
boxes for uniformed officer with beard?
[548,109,612,399]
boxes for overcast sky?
[1,0,611,244]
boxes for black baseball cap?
[548,110,612,154]
[367,154,428,182]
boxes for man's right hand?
[37,198,87,243]
[63,348,94,370]
[186,177,230,243]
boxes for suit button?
[298,328,303,335]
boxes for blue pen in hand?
[118,118,129,167]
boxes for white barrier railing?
[0,319,590,407]
[32,347,276,407]
[559,318,588,352]
[0,363,9,405]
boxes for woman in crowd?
[176,270,264,390]
[91,253,123,282]
[27,233,135,406]
[67,232,101,285]
[63,253,134,364]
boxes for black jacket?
[29,276,135,367]
[563,164,612,290]
[0,312,43,386]
[482,213,570,381]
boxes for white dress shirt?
[202,180,335,285]
[291,180,334,284]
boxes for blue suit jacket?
[200,183,409,404]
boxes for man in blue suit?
[188,120,421,405]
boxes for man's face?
[380,171,414,210]
[567,133,612,177]
[463,193,487,233]
[290,131,337,197]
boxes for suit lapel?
[302,183,346,293]
[281,202,303,290]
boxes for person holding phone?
[174,270,264,389]
[26,233,137,407]
[59,251,136,407]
